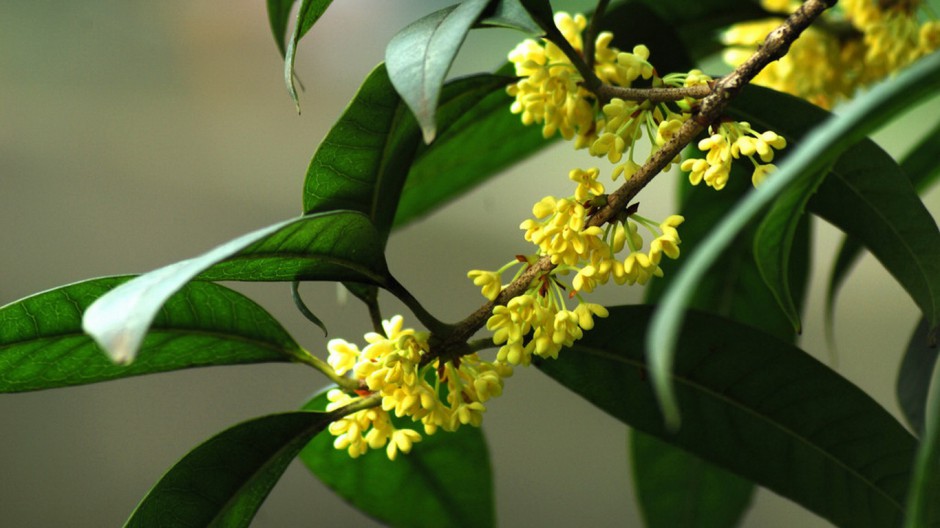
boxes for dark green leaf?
[125,412,331,528]
[302,63,420,240]
[651,54,940,424]
[385,0,491,143]
[84,212,387,364]
[478,0,541,34]
[637,168,810,527]
[300,391,495,528]
[304,66,513,234]
[539,305,920,527]
[631,430,753,528]
[904,350,940,528]
[266,0,296,57]
[394,75,545,227]
[394,4,693,227]
[898,318,940,436]
[753,164,826,334]
[0,277,297,393]
[284,0,334,110]
[826,117,940,329]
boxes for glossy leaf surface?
[540,305,920,527]
[477,0,540,34]
[84,212,386,364]
[0,277,297,392]
[651,54,940,424]
[125,412,331,528]
[386,0,491,143]
[300,391,495,528]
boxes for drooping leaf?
[266,0,297,57]
[385,0,492,143]
[83,211,387,364]
[0,277,298,393]
[904,349,940,528]
[752,163,827,334]
[539,305,921,527]
[284,0,334,110]
[636,168,810,527]
[898,318,940,436]
[125,412,332,528]
[477,0,541,34]
[631,430,753,528]
[394,3,694,227]
[300,391,495,528]
[650,53,940,425]
[826,117,940,329]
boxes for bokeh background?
[2,1,939,526]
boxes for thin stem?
[330,393,382,419]
[596,83,714,104]
[293,349,360,392]
[384,274,455,336]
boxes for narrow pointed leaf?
[539,305,921,527]
[303,66,511,235]
[284,0,333,110]
[83,211,387,364]
[905,353,940,527]
[300,391,495,528]
[125,412,332,528]
[650,53,940,425]
[0,277,298,392]
[385,0,491,143]
[827,118,940,327]
[631,430,753,528]
[266,0,296,57]
[898,318,940,435]
[635,169,811,526]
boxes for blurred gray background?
[1,1,938,526]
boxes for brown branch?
[595,83,715,104]
[424,0,836,365]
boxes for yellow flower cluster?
[680,122,787,190]
[723,0,940,108]
[324,316,511,460]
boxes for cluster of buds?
[325,316,511,459]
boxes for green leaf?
[477,0,541,34]
[266,0,296,57]
[631,430,753,528]
[898,318,940,436]
[394,3,693,227]
[753,164,826,334]
[302,63,420,239]
[904,350,940,528]
[650,52,940,426]
[385,0,492,143]
[826,118,940,328]
[125,411,331,528]
[0,277,297,392]
[300,391,495,528]
[539,305,921,527]
[83,211,387,364]
[284,0,334,110]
